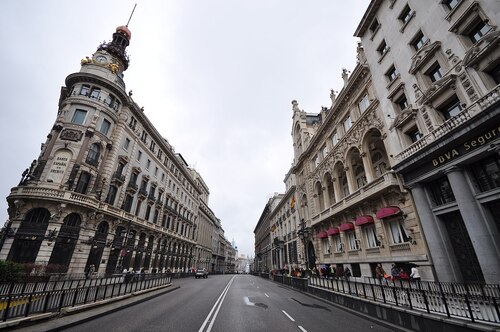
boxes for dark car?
[195,268,208,279]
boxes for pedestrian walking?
[344,267,351,281]
[410,265,421,281]
[375,263,386,284]
[391,264,399,281]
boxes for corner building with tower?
[0,25,230,275]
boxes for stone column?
[345,167,356,195]
[445,166,500,284]
[361,152,375,183]
[333,177,342,202]
[409,183,456,282]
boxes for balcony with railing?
[395,84,500,161]
[126,182,138,192]
[111,171,125,186]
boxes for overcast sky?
[0,1,370,257]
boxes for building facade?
[355,0,500,283]
[270,171,301,272]
[0,25,228,275]
[290,47,432,280]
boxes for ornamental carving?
[409,41,441,74]
[60,129,83,142]
[463,30,500,68]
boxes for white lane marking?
[264,293,269,298]
[206,277,234,332]
[198,276,236,332]
[298,326,307,332]
[244,296,255,306]
[282,310,295,322]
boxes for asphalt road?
[60,275,400,332]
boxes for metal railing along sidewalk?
[308,276,500,325]
[0,273,172,322]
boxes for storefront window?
[429,176,456,206]
[471,155,500,192]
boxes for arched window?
[355,165,367,189]
[7,208,50,263]
[48,213,81,270]
[315,182,324,212]
[372,151,388,177]
[86,143,101,166]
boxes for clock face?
[95,55,107,63]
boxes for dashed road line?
[298,326,307,332]
[264,293,269,298]
[282,310,295,322]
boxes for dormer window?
[90,87,100,99]
[79,85,90,96]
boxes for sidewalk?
[2,284,179,331]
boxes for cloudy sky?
[0,1,370,257]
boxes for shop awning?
[355,215,375,226]
[376,206,402,219]
[327,227,340,235]
[317,231,328,238]
[339,223,355,232]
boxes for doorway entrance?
[441,211,484,283]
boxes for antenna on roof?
[126,3,137,27]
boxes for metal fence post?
[438,282,450,318]
[464,283,475,322]
[2,282,16,322]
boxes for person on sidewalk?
[375,263,386,284]
[344,267,351,281]
[391,264,399,281]
[410,265,421,281]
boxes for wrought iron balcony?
[111,171,126,185]
[138,188,148,199]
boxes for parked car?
[195,268,208,279]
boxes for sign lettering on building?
[432,127,499,167]
[47,150,72,183]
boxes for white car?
[195,268,208,279]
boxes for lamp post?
[297,219,310,270]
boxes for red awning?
[327,227,340,235]
[376,206,402,219]
[355,215,375,226]
[317,231,328,239]
[339,223,355,232]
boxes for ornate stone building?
[290,46,432,279]
[355,0,500,283]
[0,25,227,275]
[270,170,301,272]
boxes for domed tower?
[1,24,137,273]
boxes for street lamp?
[297,219,310,270]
